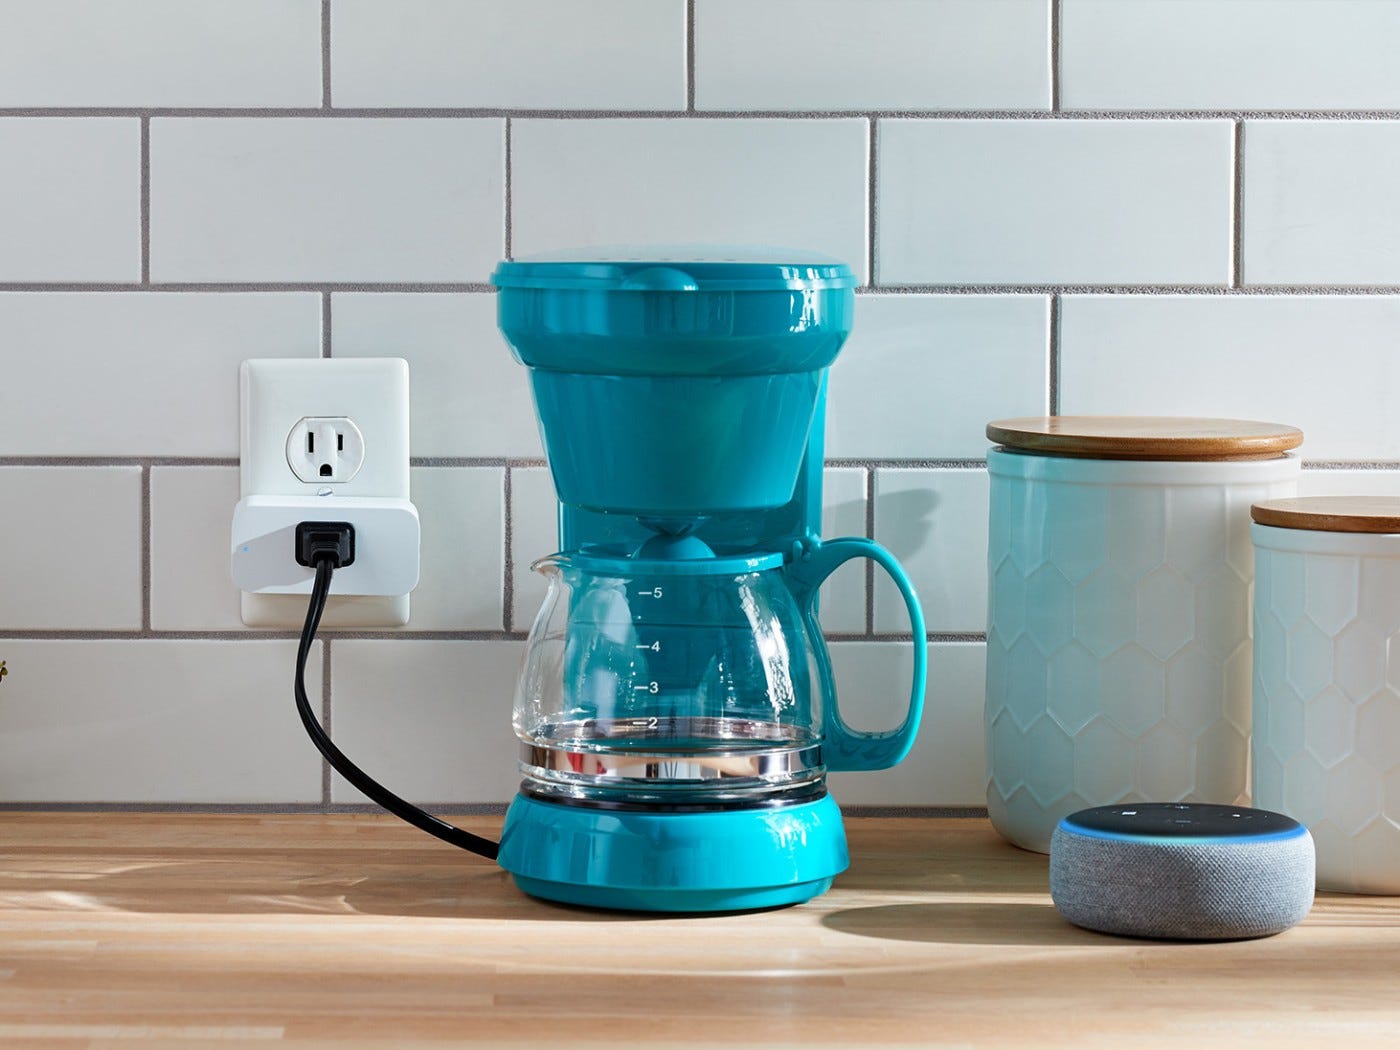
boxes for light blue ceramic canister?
[984,417,1301,853]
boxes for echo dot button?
[1050,803,1315,941]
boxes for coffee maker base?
[496,791,850,913]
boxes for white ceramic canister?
[1252,496,1400,894]
[985,417,1302,853]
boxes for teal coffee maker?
[490,250,928,911]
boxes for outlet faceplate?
[236,358,414,627]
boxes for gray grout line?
[300,629,529,641]
[1233,119,1245,288]
[1048,294,1061,414]
[685,0,696,112]
[0,456,545,468]
[864,466,876,636]
[502,467,515,633]
[0,457,241,467]
[830,633,989,644]
[140,465,151,631]
[139,116,150,284]
[0,629,527,641]
[861,284,1400,295]
[0,628,982,643]
[321,639,332,804]
[503,117,513,260]
[1050,0,1062,112]
[3,455,1396,472]
[826,458,986,469]
[321,291,332,357]
[0,281,497,293]
[1,281,1400,296]
[866,118,877,287]
[7,107,1400,119]
[1,630,298,640]
[412,456,547,468]
[321,0,332,109]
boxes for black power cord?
[293,522,500,861]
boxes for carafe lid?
[1252,496,1400,533]
[987,416,1303,461]
[492,246,857,292]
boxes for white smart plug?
[232,358,420,627]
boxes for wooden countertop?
[0,813,1397,1048]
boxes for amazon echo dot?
[1049,803,1314,940]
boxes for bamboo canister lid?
[987,416,1304,461]
[1252,497,1400,534]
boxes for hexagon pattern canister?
[985,423,1300,853]
[1252,501,1400,894]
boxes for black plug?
[295,521,355,569]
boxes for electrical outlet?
[232,358,419,628]
[286,416,365,484]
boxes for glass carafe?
[514,538,926,807]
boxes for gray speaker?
[1049,803,1315,941]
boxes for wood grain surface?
[986,416,1304,460]
[1252,496,1400,534]
[0,813,1396,1048]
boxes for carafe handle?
[788,537,927,772]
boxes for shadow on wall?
[877,485,941,560]
[827,494,864,534]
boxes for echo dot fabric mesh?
[1049,804,1315,941]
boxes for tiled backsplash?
[2,0,1399,810]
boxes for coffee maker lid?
[492,246,857,292]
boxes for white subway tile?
[1062,0,1400,110]
[696,0,1049,111]
[509,467,560,633]
[331,640,524,803]
[331,293,542,458]
[151,466,504,631]
[0,1,320,107]
[0,468,142,630]
[0,293,320,457]
[1059,296,1400,461]
[150,467,243,631]
[151,119,504,282]
[1244,121,1400,285]
[877,119,1232,285]
[873,468,989,634]
[1300,470,1400,498]
[512,119,869,282]
[0,641,322,802]
[829,642,986,806]
[819,468,869,636]
[828,295,1048,459]
[404,468,504,631]
[0,119,139,281]
[332,0,684,109]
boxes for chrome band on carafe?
[518,716,824,803]
[520,740,823,782]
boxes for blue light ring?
[1055,817,1310,847]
